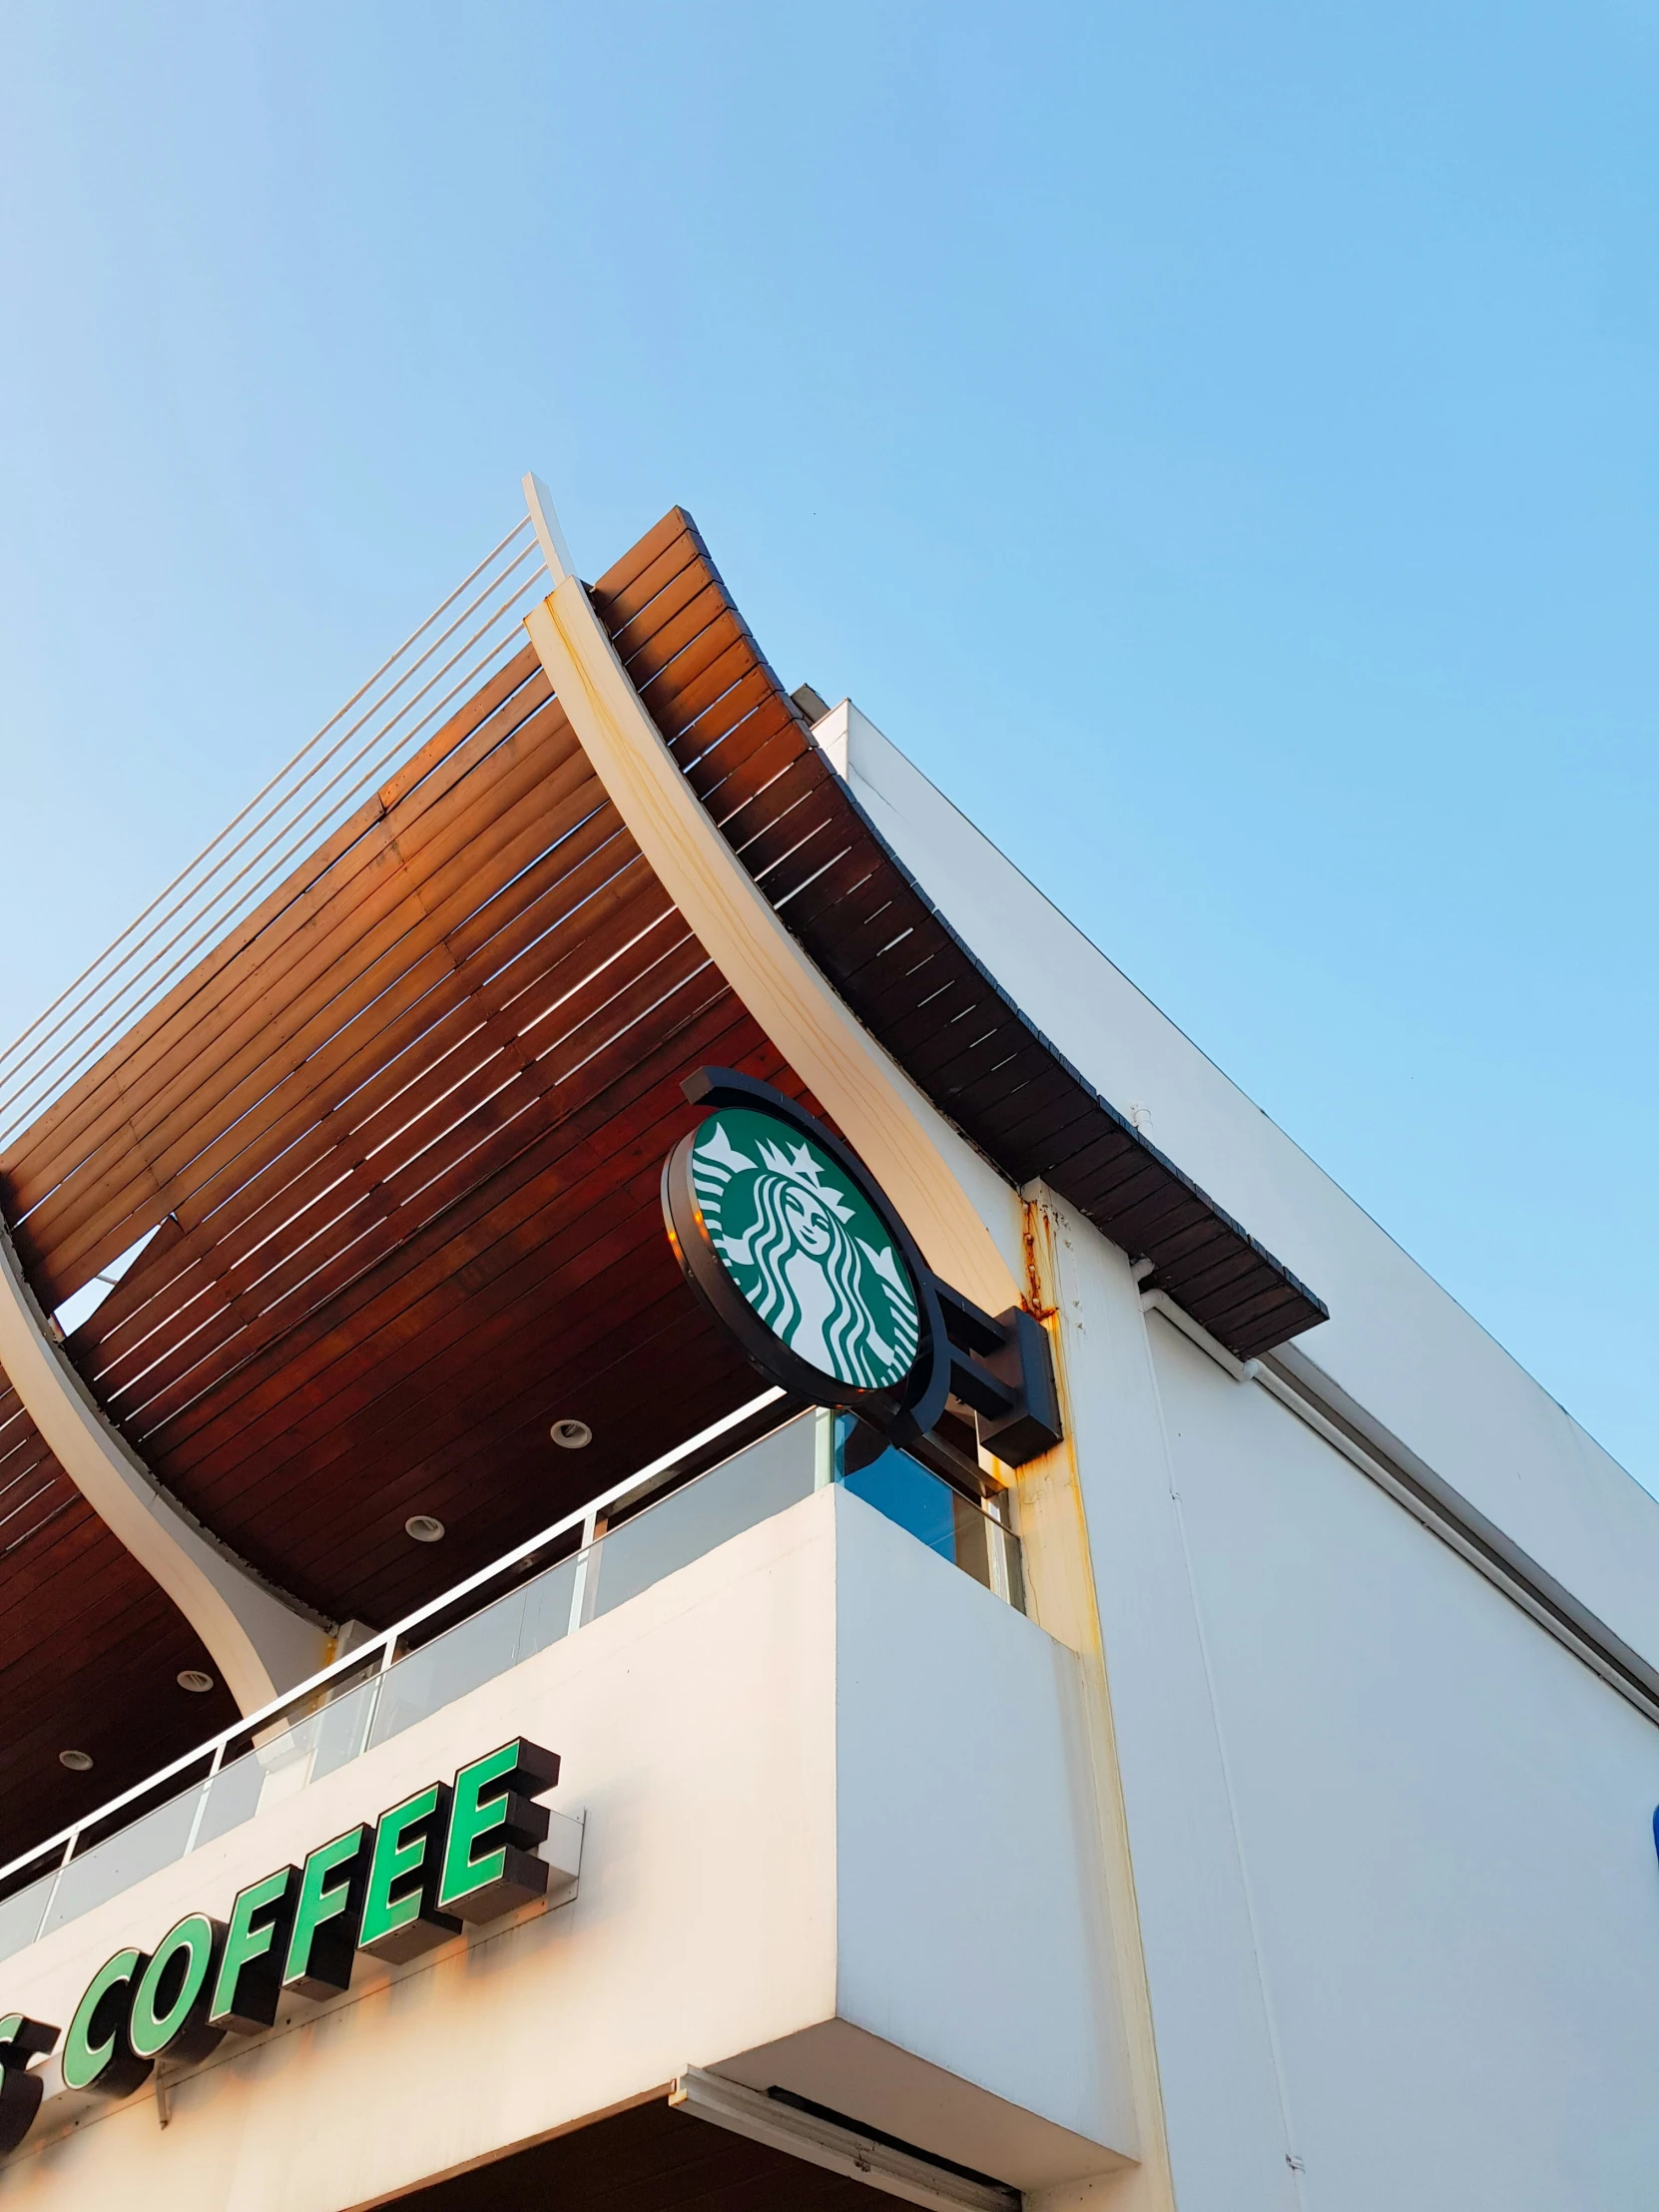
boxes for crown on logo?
[754,1135,856,1223]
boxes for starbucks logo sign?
[691,1108,918,1389]
[663,1072,948,1426]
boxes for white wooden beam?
[0,1213,329,1714]
[519,478,1021,1317]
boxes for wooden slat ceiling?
[0,1380,237,1860]
[0,523,821,1865]
[593,509,1329,1362]
[0,497,1325,1870]
[390,2097,889,2212]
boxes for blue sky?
[1,3,1654,1481]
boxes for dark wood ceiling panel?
[0,1378,72,1559]
[0,1472,237,1869]
[0,1382,242,1868]
[391,2097,888,2212]
[592,508,1328,1363]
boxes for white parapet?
[0,1484,1135,2210]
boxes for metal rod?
[0,567,547,1139]
[30,1833,74,1946]
[0,520,535,1092]
[180,1736,227,1860]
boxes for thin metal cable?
[0,572,541,1132]
[0,535,541,1119]
[0,519,534,1089]
[0,549,549,1150]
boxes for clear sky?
[1,4,1654,1483]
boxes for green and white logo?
[690,1107,921,1391]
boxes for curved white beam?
[526,471,574,585]
[522,473,1177,2211]
[521,474,1020,1317]
[0,1215,329,1714]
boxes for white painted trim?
[670,2068,1018,2212]
[0,1212,327,1715]
[523,471,574,586]
[1248,1346,1659,1730]
[1130,1296,1659,1728]
[519,479,1020,1314]
[1138,1288,1253,1384]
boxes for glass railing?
[0,1405,1022,1963]
[834,1415,1025,1611]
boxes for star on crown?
[755,1135,856,1223]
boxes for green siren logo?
[691,1108,919,1390]
[663,1071,950,1430]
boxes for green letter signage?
[62,1947,152,2097]
[128,1915,226,2064]
[438,1739,561,1922]
[4,1732,561,2146]
[358,1783,462,1962]
[0,2015,57,2153]
[281,1825,370,1999]
[209,1866,300,2034]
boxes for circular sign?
[662,1081,947,1432]
[691,1106,919,1389]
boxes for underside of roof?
[0,499,1326,1865]
[395,2094,885,2212]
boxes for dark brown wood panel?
[0,1478,237,1870]
[391,2096,893,2212]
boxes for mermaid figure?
[700,1126,918,1388]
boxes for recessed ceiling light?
[550,1418,592,1449]
[59,1749,93,1773]
[405,1513,445,1543]
[177,1669,215,1694]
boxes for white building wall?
[1147,1311,1659,2209]
[832,1485,1129,2147]
[1033,1191,1305,2212]
[0,1488,1129,2208]
[819,701,1659,1682]
[1025,1167,1659,2211]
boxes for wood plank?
[242,1212,752,1574]
[702,711,823,832]
[268,1226,717,1587]
[124,855,676,1317]
[158,1070,745,1550]
[4,650,549,1213]
[143,999,767,1477]
[596,532,703,645]
[297,1289,736,1569]
[614,561,722,673]
[588,508,696,620]
[635,625,755,735]
[9,667,565,1240]
[621,578,734,692]
[78,866,685,1415]
[150,1010,784,1518]
[665,663,783,774]
[158,812,645,1249]
[27,714,601,1294]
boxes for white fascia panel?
[0,1489,1128,2210]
